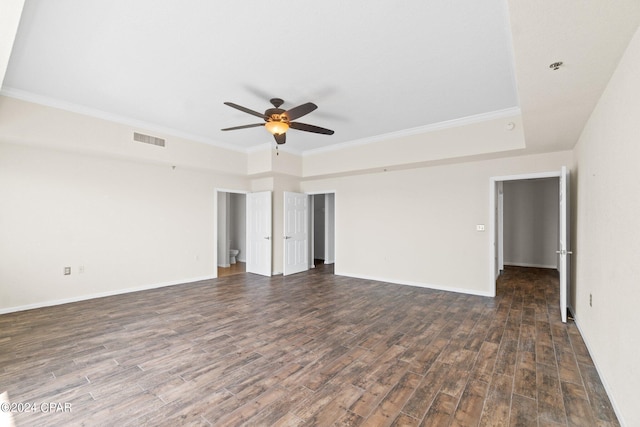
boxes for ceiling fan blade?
[224,102,269,120]
[289,122,335,135]
[221,123,265,131]
[274,133,286,145]
[283,102,317,121]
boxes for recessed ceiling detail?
[1,0,519,154]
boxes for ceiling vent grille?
[133,132,165,147]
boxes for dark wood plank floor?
[0,266,619,426]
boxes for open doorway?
[216,190,247,277]
[502,178,559,271]
[490,168,572,322]
[309,193,335,269]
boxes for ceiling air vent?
[133,132,165,147]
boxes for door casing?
[490,169,572,322]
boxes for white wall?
[302,112,525,178]
[503,178,559,269]
[0,96,247,175]
[301,150,571,296]
[572,26,640,427]
[0,142,249,313]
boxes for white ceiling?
[2,0,639,156]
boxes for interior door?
[558,166,571,322]
[283,191,309,276]
[246,191,272,276]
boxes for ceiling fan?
[221,98,334,145]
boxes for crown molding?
[0,87,249,154]
[302,107,521,156]
[1,87,521,159]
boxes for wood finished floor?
[218,262,246,278]
[0,266,618,426]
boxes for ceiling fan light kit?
[222,98,334,145]
[264,120,289,135]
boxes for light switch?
[476,224,485,231]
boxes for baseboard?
[0,275,217,315]
[504,262,558,269]
[335,271,493,297]
[572,314,626,426]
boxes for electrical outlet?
[64,267,71,275]
[590,293,592,307]
[476,224,485,232]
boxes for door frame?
[489,171,562,296]
[214,188,248,279]
[497,181,504,276]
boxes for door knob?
[264,236,270,240]
[284,236,291,239]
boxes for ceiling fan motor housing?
[265,108,286,122]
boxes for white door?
[558,166,572,323]
[246,191,272,276]
[283,191,309,276]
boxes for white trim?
[305,189,337,196]
[492,170,561,182]
[337,271,494,297]
[0,275,216,315]
[489,179,498,297]
[305,191,337,269]
[573,315,626,426]
[214,188,249,279]
[215,188,249,195]
[2,87,521,158]
[489,170,563,297]
[303,107,521,156]
[0,87,247,153]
